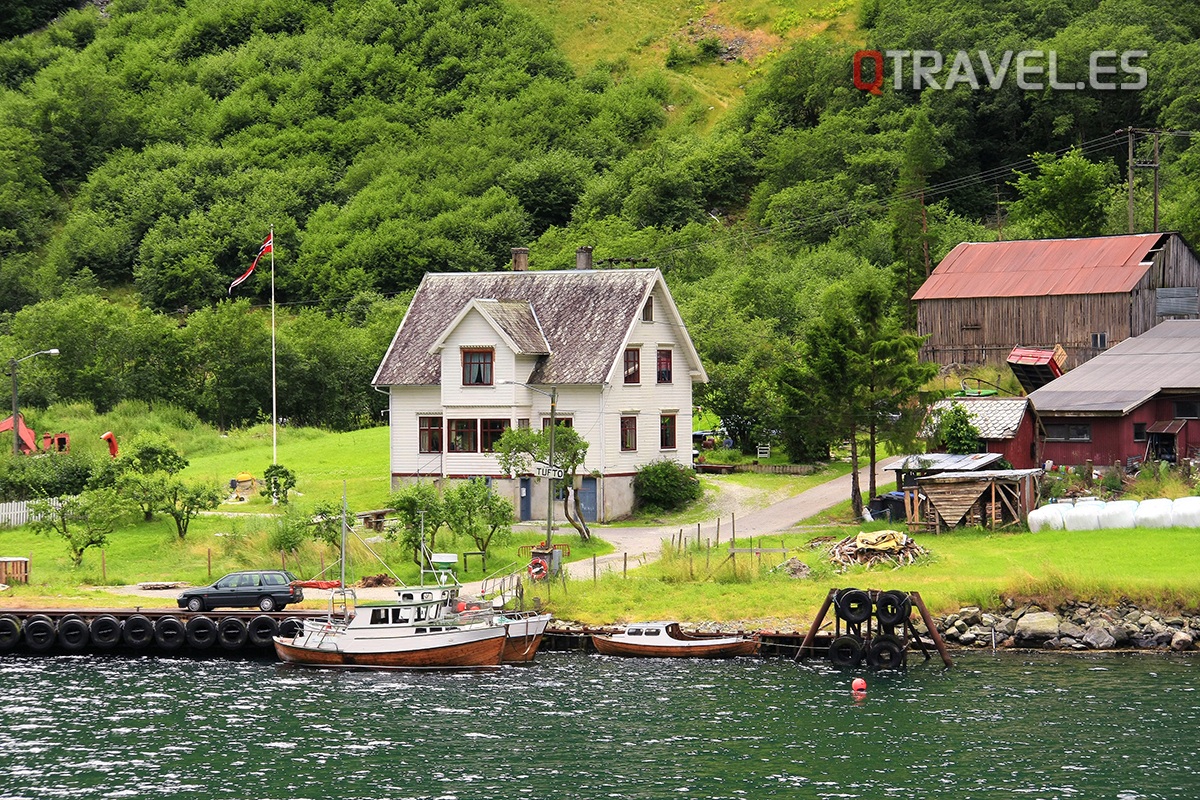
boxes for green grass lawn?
[541,523,1200,626]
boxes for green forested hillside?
[1,0,1198,451]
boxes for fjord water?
[1,651,1193,799]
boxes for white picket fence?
[0,500,35,528]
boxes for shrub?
[633,459,702,511]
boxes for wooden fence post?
[207,548,212,580]
[623,552,627,578]
[101,548,106,583]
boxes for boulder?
[1059,621,1086,640]
[1083,626,1116,650]
[1171,631,1194,652]
[957,607,982,626]
[1015,611,1060,642]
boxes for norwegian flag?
[229,233,273,293]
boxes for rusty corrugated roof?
[1028,320,1200,414]
[913,233,1167,300]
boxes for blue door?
[519,478,532,521]
[578,477,597,522]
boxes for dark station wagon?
[177,570,303,612]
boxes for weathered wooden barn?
[1028,319,1200,469]
[914,232,1200,369]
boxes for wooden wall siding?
[985,415,1039,469]
[918,233,1200,368]
[918,294,1133,368]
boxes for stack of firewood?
[828,533,927,569]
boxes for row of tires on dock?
[0,613,303,654]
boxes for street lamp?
[10,348,59,456]
[502,380,558,548]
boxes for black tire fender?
[123,614,154,649]
[56,614,90,652]
[154,616,186,651]
[277,617,303,638]
[247,615,278,647]
[24,614,56,652]
[90,615,122,649]
[867,634,906,670]
[217,617,248,650]
[835,588,872,625]
[876,591,912,627]
[0,614,22,651]
[828,634,864,669]
[185,615,217,650]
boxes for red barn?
[1028,320,1200,468]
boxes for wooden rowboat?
[591,621,759,659]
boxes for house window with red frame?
[657,349,672,383]
[624,348,640,384]
[418,417,442,453]
[660,414,676,449]
[620,416,637,451]
[480,419,509,452]
[462,349,493,386]
[448,419,478,451]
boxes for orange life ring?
[528,556,549,581]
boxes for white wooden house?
[371,251,707,521]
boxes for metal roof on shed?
[883,452,1004,472]
[1028,320,1200,415]
[912,233,1166,300]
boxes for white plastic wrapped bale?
[1027,504,1066,532]
[1172,496,1200,528]
[1098,500,1139,529]
[1134,497,1174,528]
[1061,501,1105,531]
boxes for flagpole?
[270,223,277,471]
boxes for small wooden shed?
[906,468,1043,532]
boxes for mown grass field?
[509,0,861,127]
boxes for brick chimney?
[511,247,529,271]
[575,245,593,270]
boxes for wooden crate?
[0,557,29,584]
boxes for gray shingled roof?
[374,269,663,386]
[1028,320,1200,415]
[474,300,549,355]
[929,397,1029,440]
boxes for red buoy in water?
[851,677,867,692]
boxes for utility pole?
[1126,126,1135,234]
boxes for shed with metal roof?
[914,232,1200,369]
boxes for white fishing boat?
[273,493,508,670]
[274,584,507,670]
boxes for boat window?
[370,609,388,624]
[401,593,413,601]
[416,628,427,634]
[416,607,428,621]
[391,609,409,624]
[421,592,433,600]
[627,629,643,636]
[644,629,660,636]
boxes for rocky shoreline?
[924,600,1200,652]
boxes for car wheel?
[258,596,276,612]
[186,597,204,613]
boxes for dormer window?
[624,348,640,384]
[462,349,493,385]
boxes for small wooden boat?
[591,621,759,659]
